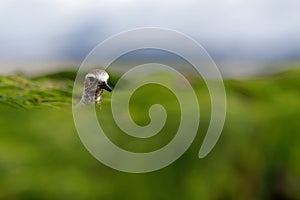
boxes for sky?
[0,0,299,75]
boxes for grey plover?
[77,69,112,106]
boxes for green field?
[0,67,299,199]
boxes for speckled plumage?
[77,69,112,106]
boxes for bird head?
[84,69,112,92]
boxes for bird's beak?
[100,82,112,92]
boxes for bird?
[77,69,112,106]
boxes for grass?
[0,67,300,199]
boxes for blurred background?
[1,0,300,76]
[0,0,300,199]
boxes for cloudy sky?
[0,0,299,74]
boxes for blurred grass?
[0,68,300,199]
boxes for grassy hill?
[0,68,299,199]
